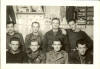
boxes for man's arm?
[25,35,30,53]
[81,31,93,54]
[42,33,48,53]
[19,33,25,51]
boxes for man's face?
[30,41,40,52]
[69,21,76,30]
[77,44,88,56]
[52,41,62,52]
[32,23,39,33]
[10,41,19,51]
[52,20,60,29]
[7,24,14,34]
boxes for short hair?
[68,19,76,24]
[76,39,88,48]
[52,18,60,24]
[10,37,20,44]
[30,39,40,46]
[52,38,63,45]
[31,22,40,27]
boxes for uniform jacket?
[46,50,68,64]
[27,50,46,64]
[68,51,93,64]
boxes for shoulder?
[61,50,68,55]
[46,51,54,56]
[14,31,23,37]
[86,53,93,60]
[25,33,32,38]
[20,51,27,56]
[66,29,72,32]
[78,30,89,36]
[6,51,11,55]
[69,51,79,58]
[45,30,52,35]
[39,51,45,56]
[79,30,86,34]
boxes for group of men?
[6,18,93,64]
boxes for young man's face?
[52,20,60,29]
[30,41,40,52]
[10,41,19,52]
[32,23,39,33]
[69,21,76,30]
[77,44,88,56]
[7,23,14,34]
[52,41,62,52]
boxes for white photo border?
[1,0,100,69]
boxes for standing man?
[6,21,24,51]
[43,18,70,53]
[25,22,43,53]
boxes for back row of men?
[6,18,93,64]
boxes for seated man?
[46,39,68,64]
[6,37,28,63]
[27,40,45,64]
[68,39,93,64]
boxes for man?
[6,21,24,51]
[46,40,68,64]
[6,37,28,63]
[68,39,93,64]
[43,18,70,53]
[25,22,43,53]
[66,19,93,53]
[27,40,45,64]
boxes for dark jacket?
[67,29,93,52]
[43,29,70,53]
[6,50,28,63]
[68,51,93,64]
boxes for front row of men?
[6,37,92,64]
[6,18,93,64]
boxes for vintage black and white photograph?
[6,6,93,64]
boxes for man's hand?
[61,29,67,35]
